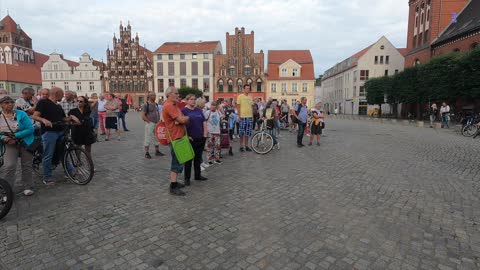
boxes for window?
[229,67,235,76]
[228,80,233,92]
[424,30,429,43]
[360,70,369,80]
[134,82,138,91]
[158,79,164,92]
[244,66,251,76]
[168,79,175,87]
[281,68,288,76]
[180,54,185,60]
[281,83,287,93]
[124,51,129,57]
[380,45,385,50]
[64,82,69,90]
[218,80,224,92]
[168,62,174,76]
[374,56,378,64]
[384,70,389,76]
[292,68,298,77]
[359,86,366,96]
[413,36,417,48]
[203,53,208,59]
[156,54,162,60]
[11,84,16,93]
[380,56,384,64]
[353,86,356,96]
[51,82,56,87]
[385,56,389,64]
[76,82,81,91]
[192,62,198,76]
[237,79,243,92]
[271,83,276,93]
[203,78,209,91]
[111,82,117,91]
[180,78,187,88]
[180,62,186,76]
[395,69,399,74]
[256,80,262,92]
[192,53,197,59]
[302,83,308,92]
[157,63,163,77]
[292,83,297,92]
[168,54,173,60]
[192,78,198,89]
[203,61,209,75]
[89,82,94,91]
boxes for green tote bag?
[167,126,195,164]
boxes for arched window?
[227,80,233,92]
[237,79,243,92]
[13,48,18,61]
[414,59,421,66]
[470,43,479,50]
[256,78,262,92]
[218,80,224,92]
[0,48,3,63]
[4,47,11,64]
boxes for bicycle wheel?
[462,124,478,137]
[251,132,274,155]
[63,147,94,185]
[0,178,13,220]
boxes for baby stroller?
[220,120,233,157]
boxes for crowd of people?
[0,84,326,197]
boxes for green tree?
[178,87,203,99]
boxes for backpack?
[292,104,303,123]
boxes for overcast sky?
[1,0,408,75]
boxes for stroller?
[220,120,233,157]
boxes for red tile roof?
[267,50,315,81]
[397,48,408,56]
[0,52,50,85]
[139,45,153,62]
[154,41,221,54]
[0,15,31,39]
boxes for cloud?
[2,0,408,75]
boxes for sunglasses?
[77,100,85,103]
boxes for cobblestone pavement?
[1,113,480,270]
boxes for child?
[204,101,223,165]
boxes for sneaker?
[201,166,205,171]
[201,162,210,168]
[277,143,280,150]
[228,149,234,156]
[308,142,312,146]
[245,147,252,152]
[306,134,311,137]
[42,179,55,186]
[105,138,109,141]
[155,151,165,157]
[208,161,214,165]
[317,142,320,146]
[124,129,130,132]
[23,189,34,196]
[184,179,191,186]
[239,147,245,152]
[176,183,186,188]
[195,176,208,181]
[214,160,223,165]
[145,152,152,159]
[170,187,186,196]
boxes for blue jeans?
[170,145,184,174]
[297,122,306,145]
[268,128,278,145]
[91,116,99,129]
[118,112,128,130]
[41,131,64,180]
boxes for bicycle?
[461,113,480,137]
[279,113,290,130]
[32,122,94,185]
[250,120,274,155]
[0,136,14,220]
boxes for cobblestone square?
[1,114,480,270]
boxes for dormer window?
[292,68,298,77]
[281,68,288,76]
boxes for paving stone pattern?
[1,113,480,270]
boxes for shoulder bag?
[165,125,194,164]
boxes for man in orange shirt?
[162,86,190,196]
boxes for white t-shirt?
[98,99,107,112]
[440,105,450,114]
[204,110,222,135]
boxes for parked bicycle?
[250,119,274,155]
[32,122,94,185]
[279,114,290,130]
[0,133,15,220]
[461,113,480,137]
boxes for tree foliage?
[365,48,480,116]
[178,87,203,99]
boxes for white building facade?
[153,41,222,100]
[320,36,405,115]
[41,52,103,97]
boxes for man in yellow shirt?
[236,85,253,152]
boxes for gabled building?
[0,15,48,97]
[320,36,406,115]
[405,0,479,67]
[266,50,315,108]
[41,52,105,97]
[104,21,153,108]
[214,27,266,102]
[153,41,222,101]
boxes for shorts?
[311,123,323,135]
[105,117,118,129]
[239,117,253,137]
[170,145,184,174]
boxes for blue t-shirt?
[294,104,308,124]
[181,107,205,139]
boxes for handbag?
[166,126,194,164]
